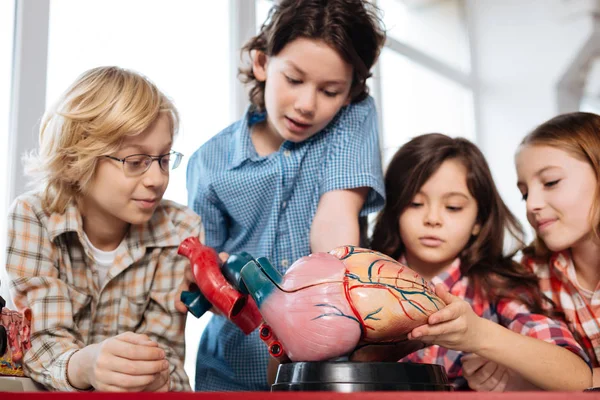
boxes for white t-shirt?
[82,232,120,287]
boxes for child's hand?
[462,353,540,391]
[407,284,486,353]
[87,332,169,392]
[174,252,230,313]
[142,365,171,392]
[462,353,509,391]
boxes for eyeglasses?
[104,151,183,177]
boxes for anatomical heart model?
[0,296,32,377]
[179,238,445,363]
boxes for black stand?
[272,361,453,392]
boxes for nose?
[525,187,544,214]
[294,86,316,117]
[142,159,168,188]
[423,206,442,227]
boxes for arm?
[6,198,86,391]
[187,150,228,252]
[594,368,600,387]
[409,284,592,391]
[310,97,385,253]
[310,187,368,252]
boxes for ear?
[471,223,481,236]
[252,50,268,82]
[343,93,352,106]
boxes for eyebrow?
[120,141,173,154]
[285,61,349,86]
[443,192,470,200]
[416,191,470,200]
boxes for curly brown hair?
[240,0,386,112]
[371,133,550,315]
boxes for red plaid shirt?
[399,257,589,390]
[523,251,600,367]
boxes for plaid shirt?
[400,257,589,390]
[523,251,600,367]
[187,96,385,391]
[5,192,201,391]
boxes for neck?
[79,199,129,251]
[404,253,455,282]
[251,119,284,156]
[570,234,600,290]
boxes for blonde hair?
[520,112,600,257]
[25,66,179,214]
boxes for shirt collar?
[47,200,180,251]
[228,109,264,170]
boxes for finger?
[142,368,170,392]
[491,368,509,392]
[434,283,458,305]
[462,356,488,376]
[99,371,162,390]
[174,298,188,313]
[115,332,157,346]
[468,361,500,389]
[109,340,166,361]
[218,252,229,264]
[428,301,466,325]
[105,357,169,376]
[410,319,463,339]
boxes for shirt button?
[281,259,289,268]
[283,150,291,157]
[281,201,287,209]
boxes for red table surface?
[1,392,600,399]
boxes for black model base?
[272,361,453,392]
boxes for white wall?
[472,0,593,237]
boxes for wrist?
[471,317,496,355]
[67,346,94,390]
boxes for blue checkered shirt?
[186,96,385,391]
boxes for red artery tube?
[178,237,261,334]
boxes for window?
[379,48,475,164]
[0,0,15,305]
[377,0,476,163]
[47,0,231,206]
[378,0,470,73]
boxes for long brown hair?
[371,133,547,313]
[520,112,600,259]
[239,0,386,112]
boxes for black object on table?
[272,362,453,392]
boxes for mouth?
[419,236,445,247]
[536,218,557,231]
[284,116,312,133]
[134,198,159,209]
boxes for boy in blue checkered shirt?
[186,0,386,391]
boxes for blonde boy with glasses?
[4,66,201,392]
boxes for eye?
[521,193,528,201]
[544,179,560,188]
[446,206,463,212]
[285,75,301,85]
[323,90,339,98]
[410,202,423,208]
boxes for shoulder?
[8,191,50,227]
[334,95,377,126]
[156,199,202,239]
[188,119,243,168]
[521,252,552,277]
